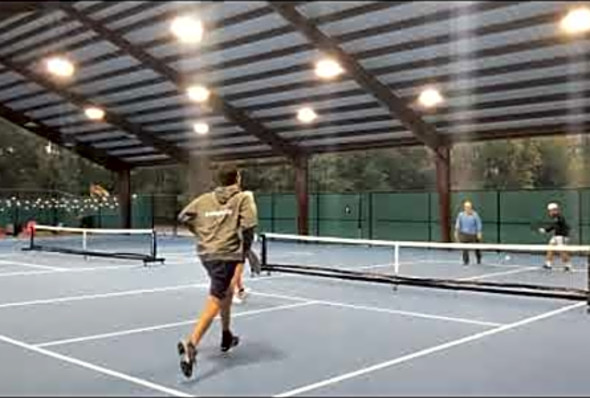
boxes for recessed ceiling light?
[417,88,444,108]
[297,107,318,123]
[315,58,344,79]
[561,7,590,34]
[187,85,210,103]
[46,57,75,78]
[193,122,209,135]
[170,16,204,43]
[84,107,105,121]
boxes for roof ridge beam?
[60,4,304,161]
[270,2,442,151]
[0,104,129,171]
[0,55,190,164]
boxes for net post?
[82,230,88,261]
[392,242,400,292]
[586,253,590,314]
[29,223,35,250]
[261,234,269,276]
[150,229,157,267]
[394,243,400,275]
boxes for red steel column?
[435,146,451,242]
[118,169,131,229]
[294,155,309,236]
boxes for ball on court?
[505,255,511,261]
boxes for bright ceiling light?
[187,85,210,103]
[418,88,444,108]
[193,122,210,135]
[315,58,344,79]
[84,106,105,121]
[297,107,318,124]
[170,16,204,43]
[560,7,590,34]
[46,57,75,78]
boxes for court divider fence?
[1,189,589,244]
[257,188,590,244]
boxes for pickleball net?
[260,233,590,303]
[24,224,164,264]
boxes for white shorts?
[549,236,569,246]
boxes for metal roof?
[0,1,588,170]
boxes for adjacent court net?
[260,233,590,303]
[25,225,164,264]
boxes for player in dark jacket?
[539,203,572,271]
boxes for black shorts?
[202,260,239,300]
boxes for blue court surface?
[0,236,589,396]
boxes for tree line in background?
[1,116,590,198]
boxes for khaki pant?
[458,232,481,265]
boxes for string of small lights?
[0,195,120,215]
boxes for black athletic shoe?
[177,340,197,378]
[221,330,239,352]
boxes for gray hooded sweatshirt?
[178,185,258,261]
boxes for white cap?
[547,203,559,211]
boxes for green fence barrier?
[13,189,577,242]
[252,188,590,244]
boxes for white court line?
[274,301,586,397]
[36,301,317,348]
[251,291,502,327]
[0,264,141,278]
[0,259,65,271]
[0,334,192,397]
[459,266,539,281]
[272,251,314,257]
[0,283,208,310]
[414,258,587,272]
[408,258,536,270]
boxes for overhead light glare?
[187,85,210,103]
[418,88,444,108]
[46,57,75,78]
[193,122,210,135]
[297,107,318,124]
[84,107,105,120]
[561,7,590,34]
[315,58,344,79]
[170,16,204,43]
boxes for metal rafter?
[270,2,442,151]
[0,104,128,171]
[60,4,304,161]
[0,55,190,164]
[0,2,63,16]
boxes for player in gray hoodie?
[176,166,257,378]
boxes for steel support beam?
[0,57,190,164]
[435,146,451,243]
[271,2,442,151]
[117,169,131,229]
[0,104,128,171]
[61,4,303,161]
[0,2,63,16]
[294,155,309,236]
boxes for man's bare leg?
[188,295,222,346]
[560,251,572,271]
[220,286,234,332]
[178,293,222,378]
[545,250,554,269]
[232,263,249,304]
[233,263,245,292]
